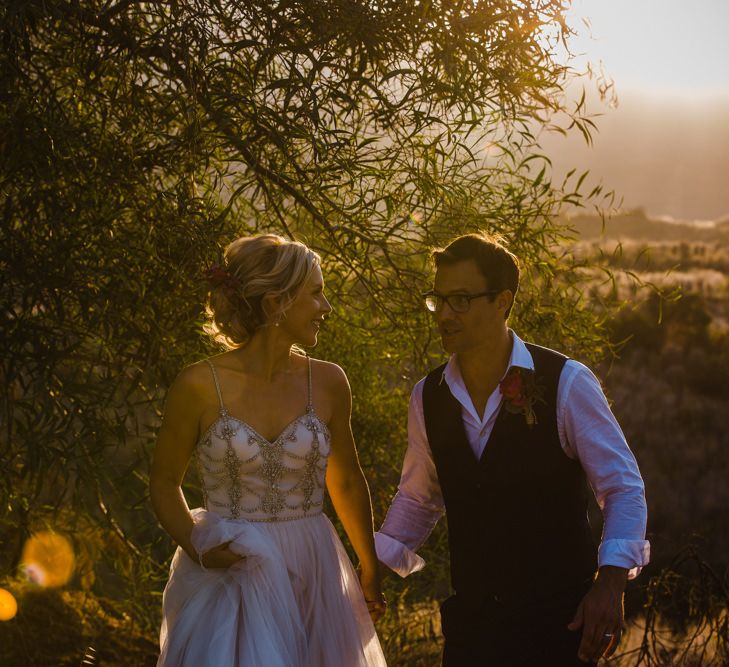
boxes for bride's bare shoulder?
[307,357,349,391]
[167,359,216,399]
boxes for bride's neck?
[232,332,298,382]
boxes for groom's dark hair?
[432,233,520,318]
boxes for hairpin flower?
[204,264,238,290]
[499,367,544,427]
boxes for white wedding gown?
[158,359,386,666]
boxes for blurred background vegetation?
[1,1,726,664]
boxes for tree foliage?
[1,0,615,661]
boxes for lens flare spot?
[21,531,75,588]
[0,588,18,621]
[408,211,422,226]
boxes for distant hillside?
[567,209,729,242]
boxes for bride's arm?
[323,363,385,617]
[149,365,240,569]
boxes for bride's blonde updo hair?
[204,234,321,349]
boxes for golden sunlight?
[20,531,75,588]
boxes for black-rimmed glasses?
[423,290,501,313]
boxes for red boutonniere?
[499,367,544,427]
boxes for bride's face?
[279,265,331,347]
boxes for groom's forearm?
[372,492,442,577]
[379,492,443,551]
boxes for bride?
[150,234,387,666]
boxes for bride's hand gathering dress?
[158,358,387,666]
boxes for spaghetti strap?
[204,359,226,413]
[306,357,313,412]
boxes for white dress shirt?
[375,331,650,579]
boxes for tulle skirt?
[158,509,386,666]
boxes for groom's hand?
[567,566,628,662]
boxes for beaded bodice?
[195,358,330,522]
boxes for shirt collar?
[439,330,535,424]
[440,329,535,388]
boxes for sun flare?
[20,531,75,588]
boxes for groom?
[376,233,649,666]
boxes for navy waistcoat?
[422,343,597,605]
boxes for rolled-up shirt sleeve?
[559,361,651,578]
[375,380,445,577]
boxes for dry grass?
[606,613,729,667]
[0,580,158,667]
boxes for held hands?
[359,567,387,622]
[197,541,245,569]
[568,566,628,663]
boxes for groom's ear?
[496,289,514,315]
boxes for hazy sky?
[568,0,729,95]
[541,0,729,222]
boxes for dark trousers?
[440,581,597,667]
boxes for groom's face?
[432,259,509,354]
